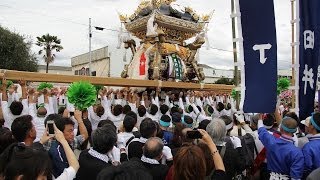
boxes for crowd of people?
[0,79,319,180]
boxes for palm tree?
[36,34,63,73]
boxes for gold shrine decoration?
[162,0,176,5]
[151,0,177,8]
[185,7,199,21]
[124,11,205,42]
[0,70,233,92]
[134,28,195,45]
[119,14,128,22]
[118,0,213,83]
[201,14,211,22]
[119,0,211,24]
[144,43,190,60]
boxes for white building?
[71,46,111,77]
[278,69,292,79]
[38,65,73,75]
[199,64,295,84]
[198,64,234,84]
[71,46,132,77]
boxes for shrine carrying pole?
[0,70,234,93]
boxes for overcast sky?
[0,0,292,72]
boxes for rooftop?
[38,65,72,71]
[71,46,110,66]
[198,63,214,69]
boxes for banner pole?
[231,0,240,110]
[295,0,300,116]
[291,0,296,110]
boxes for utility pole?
[88,19,106,77]
[108,53,111,77]
[231,0,240,110]
[89,18,92,76]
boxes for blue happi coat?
[302,134,320,175]
[258,126,304,179]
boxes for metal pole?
[89,18,92,76]
[291,0,295,109]
[108,54,111,77]
[231,0,240,110]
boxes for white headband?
[225,122,234,131]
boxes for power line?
[209,46,233,52]
[92,29,118,35]
[0,4,87,27]
[0,4,119,33]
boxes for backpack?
[125,136,135,147]
[237,128,258,169]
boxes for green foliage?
[215,77,234,85]
[94,85,104,93]
[0,80,13,89]
[6,80,13,89]
[38,103,45,108]
[37,82,53,91]
[36,33,63,73]
[277,78,290,95]
[0,26,38,72]
[231,88,240,99]
[66,81,97,111]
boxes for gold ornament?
[119,14,128,22]
[185,7,194,14]
[162,0,176,5]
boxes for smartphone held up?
[47,120,55,136]
[186,130,203,139]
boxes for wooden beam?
[0,70,234,92]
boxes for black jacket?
[218,138,246,180]
[76,149,112,180]
[142,161,169,180]
[127,141,145,160]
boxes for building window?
[75,67,91,76]
[86,68,89,76]
[80,67,86,75]
[91,71,96,76]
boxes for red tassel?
[139,53,146,75]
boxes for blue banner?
[239,0,277,113]
[298,0,320,120]
[318,90,320,112]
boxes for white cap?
[301,116,311,127]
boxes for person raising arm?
[198,129,225,172]
[54,123,80,180]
